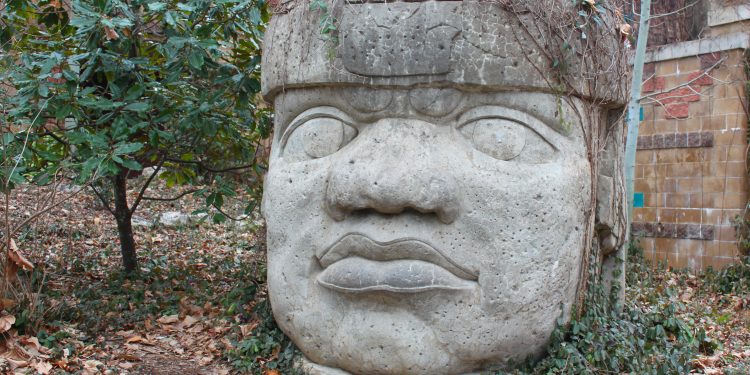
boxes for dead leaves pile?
[111,300,234,374]
[0,328,101,375]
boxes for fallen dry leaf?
[6,239,33,282]
[181,315,199,328]
[104,27,119,41]
[82,359,104,375]
[157,314,179,324]
[33,360,53,374]
[0,313,16,334]
[54,359,71,371]
[240,322,259,337]
[118,362,135,370]
[1,299,16,310]
[619,23,632,37]
[4,357,28,370]
[264,370,280,375]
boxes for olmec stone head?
[261,1,629,373]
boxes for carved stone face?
[262,86,593,373]
[260,0,627,372]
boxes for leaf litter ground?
[1,179,750,374]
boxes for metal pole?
[624,0,651,240]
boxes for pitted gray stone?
[260,1,628,374]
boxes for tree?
[0,0,271,272]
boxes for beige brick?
[668,252,687,269]
[724,50,746,67]
[637,237,655,252]
[719,241,740,258]
[644,193,660,207]
[725,114,748,128]
[636,150,655,164]
[713,129,746,145]
[677,117,702,132]
[643,165,666,178]
[702,161,747,177]
[712,98,744,115]
[635,165,644,178]
[654,105,667,120]
[710,84,726,99]
[665,193,691,208]
[717,225,738,243]
[689,193,703,208]
[704,115,726,130]
[706,146,728,162]
[666,163,702,178]
[727,145,745,161]
[683,149,706,163]
[711,67,741,82]
[634,178,653,192]
[722,193,747,209]
[653,119,677,134]
[656,60,678,76]
[655,238,678,253]
[677,57,701,73]
[702,177,726,193]
[641,165,654,178]
[658,178,678,193]
[658,208,679,222]
[642,104,655,120]
[721,82,748,100]
[634,207,656,222]
[703,209,723,225]
[678,239,703,257]
[704,241,723,257]
[639,122,655,136]
[702,193,725,208]
[689,101,709,116]
[726,177,747,193]
[680,208,703,223]
[686,254,704,271]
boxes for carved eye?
[459,118,555,163]
[283,116,358,161]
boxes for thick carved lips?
[316,233,478,293]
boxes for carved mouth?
[316,233,478,293]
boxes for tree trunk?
[113,172,137,273]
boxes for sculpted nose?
[324,119,462,224]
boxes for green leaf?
[55,104,72,120]
[79,156,104,182]
[123,102,150,112]
[38,84,49,97]
[148,2,167,11]
[113,142,144,155]
[188,51,204,69]
[119,158,143,171]
[212,213,226,224]
[124,84,145,100]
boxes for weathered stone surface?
[262,1,628,103]
[260,1,628,374]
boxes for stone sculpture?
[260,1,629,373]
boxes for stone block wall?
[633,48,748,270]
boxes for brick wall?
[633,49,749,270]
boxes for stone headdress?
[262,0,629,106]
